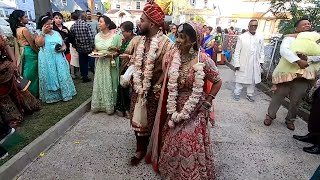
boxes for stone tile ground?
[17,66,320,180]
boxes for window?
[136,2,141,10]
[22,0,26,3]
[61,0,67,6]
[116,4,120,9]
[24,11,32,20]
[4,10,8,17]
[95,4,99,10]
[27,11,32,19]
[190,0,196,5]
[0,10,4,18]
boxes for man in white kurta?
[233,19,264,102]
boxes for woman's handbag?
[15,75,31,92]
[54,44,62,52]
[132,94,148,128]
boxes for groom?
[122,0,174,166]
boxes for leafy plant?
[60,11,71,22]
[193,15,206,24]
[103,1,111,11]
[271,0,320,34]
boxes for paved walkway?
[18,66,320,180]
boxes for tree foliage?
[270,0,320,34]
[103,1,111,11]
[61,11,71,22]
[193,15,206,24]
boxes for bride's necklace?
[180,52,197,64]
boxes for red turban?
[143,0,165,27]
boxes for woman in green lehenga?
[9,10,39,97]
[115,21,135,118]
[91,16,121,114]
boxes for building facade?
[0,1,15,18]
[172,0,216,25]
[110,0,147,11]
[16,0,36,20]
[51,0,105,14]
[0,0,35,21]
[106,0,148,26]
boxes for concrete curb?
[224,61,310,121]
[0,98,92,180]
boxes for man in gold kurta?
[122,0,174,165]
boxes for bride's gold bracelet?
[153,84,162,92]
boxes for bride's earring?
[189,45,195,54]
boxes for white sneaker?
[246,95,255,102]
[0,128,15,144]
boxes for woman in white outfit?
[64,12,80,78]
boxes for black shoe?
[0,147,8,160]
[82,77,91,83]
[293,133,317,144]
[0,128,15,144]
[303,145,320,154]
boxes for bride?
[146,21,222,180]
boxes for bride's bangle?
[208,94,216,99]
[202,101,212,110]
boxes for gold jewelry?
[208,94,216,99]
[178,61,191,86]
[153,84,162,92]
[202,101,212,110]
[180,52,197,64]
[189,46,195,54]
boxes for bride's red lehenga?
[147,52,220,180]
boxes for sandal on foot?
[264,114,273,126]
[130,151,146,166]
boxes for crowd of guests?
[166,23,244,65]
[0,0,320,179]
[0,1,223,178]
[0,8,148,160]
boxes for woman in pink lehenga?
[146,22,222,180]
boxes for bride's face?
[176,32,193,52]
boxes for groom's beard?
[140,28,150,36]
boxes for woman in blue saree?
[202,26,214,58]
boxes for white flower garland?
[167,49,205,125]
[133,34,161,95]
